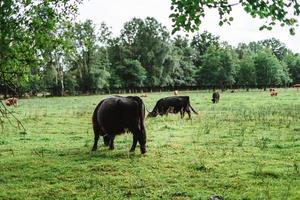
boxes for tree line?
[1,3,300,96]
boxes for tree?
[248,41,264,54]
[259,38,289,60]
[195,44,238,88]
[107,38,131,88]
[236,53,257,88]
[167,35,196,86]
[115,59,146,88]
[89,48,111,92]
[218,45,239,88]
[195,45,220,86]
[170,0,300,34]
[0,0,82,96]
[38,21,80,96]
[191,31,220,67]
[98,22,113,47]
[283,52,300,84]
[254,49,291,89]
[236,43,252,59]
[119,17,171,87]
[67,20,101,93]
[42,64,60,95]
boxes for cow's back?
[158,96,189,112]
[96,96,140,134]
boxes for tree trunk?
[60,70,64,96]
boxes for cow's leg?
[185,107,191,119]
[103,135,110,146]
[138,128,147,154]
[130,134,138,152]
[139,133,146,154]
[92,131,100,151]
[180,110,184,118]
[109,135,115,150]
[131,127,146,154]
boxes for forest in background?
[1,1,300,97]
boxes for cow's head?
[147,110,158,118]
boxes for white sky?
[78,0,300,53]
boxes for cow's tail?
[134,97,146,130]
[92,100,103,138]
[132,96,146,153]
[188,101,198,115]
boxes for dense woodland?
[1,1,300,96]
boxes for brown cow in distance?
[270,88,278,96]
[5,97,18,106]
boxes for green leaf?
[289,28,295,35]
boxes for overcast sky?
[79,0,300,53]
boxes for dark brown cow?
[92,96,146,154]
[212,91,220,103]
[148,96,198,119]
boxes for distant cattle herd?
[91,90,214,154]
[90,87,288,154]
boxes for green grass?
[0,89,299,200]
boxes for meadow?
[0,89,299,200]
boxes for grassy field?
[0,89,299,200]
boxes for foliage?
[170,0,300,34]
[119,17,170,87]
[195,45,238,88]
[283,52,300,84]
[258,38,289,60]
[162,35,196,86]
[0,0,83,96]
[236,53,257,86]
[114,59,146,87]
[191,31,220,67]
[254,49,291,88]
[1,12,299,96]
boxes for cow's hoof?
[141,148,146,154]
[92,147,97,151]
[109,147,114,150]
[129,149,135,153]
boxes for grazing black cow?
[92,96,146,154]
[148,96,198,119]
[212,91,220,103]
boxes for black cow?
[148,96,198,119]
[92,96,146,154]
[212,91,220,103]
